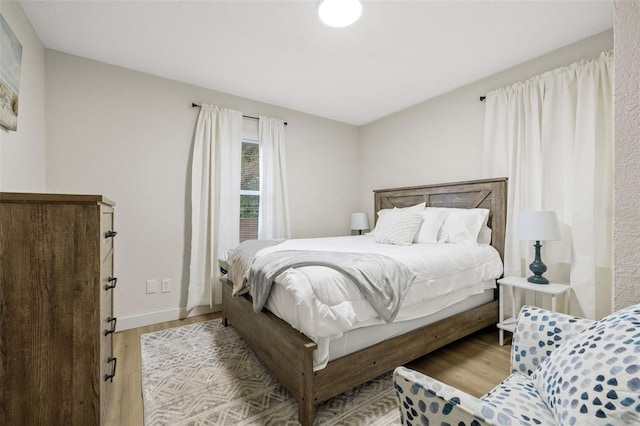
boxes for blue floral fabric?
[393,304,640,426]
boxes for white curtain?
[258,116,291,239]
[483,52,614,319]
[188,105,243,309]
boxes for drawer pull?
[105,357,117,382]
[104,276,118,291]
[104,317,117,336]
[104,230,118,239]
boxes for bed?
[221,177,507,425]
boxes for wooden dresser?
[0,193,117,425]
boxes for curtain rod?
[191,103,287,126]
[479,96,486,102]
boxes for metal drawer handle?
[104,230,118,239]
[104,276,117,291]
[104,316,117,336]
[104,357,117,382]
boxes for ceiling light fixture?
[318,0,362,28]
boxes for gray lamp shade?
[517,211,560,241]
[351,212,370,231]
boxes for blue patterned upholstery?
[394,304,640,426]
[531,304,640,425]
[511,306,594,376]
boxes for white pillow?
[477,225,492,245]
[374,210,423,246]
[431,208,490,244]
[368,202,426,236]
[413,208,449,244]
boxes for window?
[240,138,259,241]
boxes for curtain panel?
[188,105,243,309]
[483,52,614,319]
[258,116,291,240]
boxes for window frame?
[240,136,260,198]
[240,136,260,241]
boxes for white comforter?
[251,235,503,343]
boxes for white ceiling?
[19,0,613,126]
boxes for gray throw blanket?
[248,250,416,323]
[227,239,284,296]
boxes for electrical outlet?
[146,279,158,294]
[161,279,171,293]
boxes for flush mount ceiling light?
[318,0,362,28]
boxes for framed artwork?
[1,13,22,131]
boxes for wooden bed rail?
[223,279,498,424]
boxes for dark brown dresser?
[0,193,117,425]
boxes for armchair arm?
[511,305,594,376]
[394,367,499,426]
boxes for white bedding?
[246,235,503,369]
[326,290,495,366]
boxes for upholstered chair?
[394,304,640,425]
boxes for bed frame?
[221,178,507,425]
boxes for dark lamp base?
[527,274,550,285]
[528,240,550,285]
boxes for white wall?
[613,0,640,310]
[0,1,46,192]
[359,30,613,215]
[44,51,359,329]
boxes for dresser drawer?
[101,206,115,260]
[100,250,116,422]
[100,321,115,422]
[101,252,115,321]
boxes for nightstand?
[496,276,571,346]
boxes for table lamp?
[351,213,370,235]
[517,211,560,284]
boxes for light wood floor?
[105,313,511,426]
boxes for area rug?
[140,319,401,425]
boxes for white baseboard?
[116,304,221,331]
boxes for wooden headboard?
[373,178,508,260]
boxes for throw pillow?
[439,208,489,244]
[413,208,448,244]
[531,304,640,425]
[368,202,426,236]
[375,210,423,246]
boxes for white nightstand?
[496,276,571,346]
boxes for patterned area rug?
[140,319,401,425]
